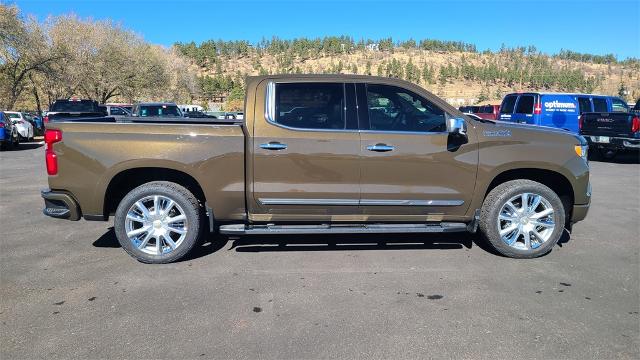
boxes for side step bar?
[219,222,469,235]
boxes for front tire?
[479,180,565,259]
[114,181,203,263]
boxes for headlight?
[574,144,588,161]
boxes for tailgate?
[581,112,633,137]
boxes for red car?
[459,105,500,120]
[474,105,500,120]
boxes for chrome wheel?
[497,192,555,251]
[124,195,188,256]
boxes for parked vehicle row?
[0,112,21,150]
[42,74,591,264]
[4,111,36,141]
[0,111,42,150]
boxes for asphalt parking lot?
[1,143,638,359]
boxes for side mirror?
[447,117,467,136]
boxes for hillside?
[176,38,640,109]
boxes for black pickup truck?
[580,99,640,159]
[45,99,107,124]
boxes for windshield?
[7,113,21,119]
[138,105,182,117]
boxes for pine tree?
[618,81,627,98]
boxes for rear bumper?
[41,189,81,221]
[584,136,640,149]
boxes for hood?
[472,119,586,145]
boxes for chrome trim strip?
[265,81,276,123]
[360,199,464,206]
[259,198,359,206]
[259,198,464,206]
[359,130,449,136]
[219,222,468,235]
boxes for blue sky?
[12,0,640,59]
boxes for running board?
[219,222,468,235]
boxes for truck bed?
[45,121,247,220]
[49,115,243,125]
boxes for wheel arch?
[103,167,207,220]
[483,168,574,220]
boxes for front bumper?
[41,189,81,221]
[570,182,591,224]
[584,135,640,150]
[571,203,590,223]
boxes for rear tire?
[479,180,565,259]
[4,130,19,150]
[114,181,203,264]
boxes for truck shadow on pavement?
[3,142,44,151]
[93,227,572,261]
[229,232,474,253]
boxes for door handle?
[366,144,395,152]
[260,142,288,150]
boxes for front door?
[251,81,361,221]
[357,83,478,221]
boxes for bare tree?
[0,5,60,109]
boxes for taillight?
[632,116,640,133]
[44,129,62,175]
[43,116,49,123]
[534,102,542,115]
[579,115,583,130]
[0,122,4,128]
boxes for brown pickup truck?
[42,75,591,263]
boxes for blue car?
[498,92,629,133]
[31,115,44,134]
[0,111,20,150]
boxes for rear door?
[357,82,477,220]
[577,96,592,114]
[592,97,608,112]
[499,94,518,122]
[251,80,361,221]
[512,94,535,124]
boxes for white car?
[5,112,34,141]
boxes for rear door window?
[110,107,127,116]
[593,98,608,112]
[515,95,534,114]
[480,105,494,113]
[274,82,345,130]
[50,100,97,113]
[500,95,517,114]
[577,97,592,113]
[139,105,182,117]
[611,98,628,112]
